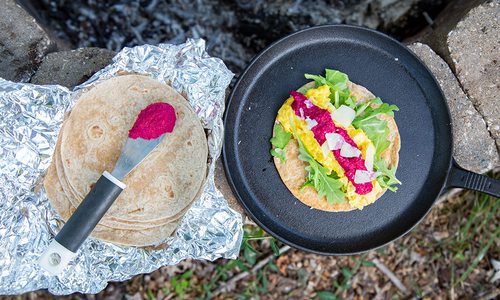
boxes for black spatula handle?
[39,171,125,275]
[446,160,500,198]
[56,172,124,252]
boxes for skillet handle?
[446,160,500,198]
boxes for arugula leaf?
[270,123,291,148]
[374,158,401,192]
[300,178,314,192]
[352,116,391,158]
[344,96,357,110]
[362,102,399,118]
[304,73,328,86]
[295,132,345,205]
[352,98,399,158]
[270,148,286,162]
[325,69,348,90]
[270,123,291,163]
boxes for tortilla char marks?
[165,185,175,198]
[177,110,185,121]
[87,124,105,140]
[128,207,145,214]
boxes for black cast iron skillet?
[223,25,500,255]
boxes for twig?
[478,289,500,300]
[213,245,291,296]
[436,188,463,205]
[372,258,409,295]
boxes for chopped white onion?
[299,108,305,119]
[340,142,361,158]
[321,141,331,158]
[364,144,375,171]
[331,105,355,128]
[305,117,318,130]
[354,170,381,184]
[325,132,344,150]
[305,99,313,108]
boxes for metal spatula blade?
[112,134,166,180]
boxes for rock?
[17,0,73,51]
[447,1,500,152]
[0,0,54,82]
[215,159,245,216]
[30,48,116,88]
[408,0,485,65]
[408,43,499,172]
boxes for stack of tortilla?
[44,74,208,247]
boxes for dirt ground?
[4,170,499,300]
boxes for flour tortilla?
[58,75,208,223]
[44,162,180,246]
[273,81,400,212]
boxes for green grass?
[315,254,376,299]
[156,225,282,299]
[156,171,499,299]
[446,172,500,288]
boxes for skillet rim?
[223,24,453,255]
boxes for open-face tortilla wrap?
[273,81,400,212]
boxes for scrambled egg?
[306,85,330,109]
[276,85,383,209]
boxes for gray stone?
[30,48,116,88]
[16,0,73,52]
[408,43,499,172]
[215,160,245,216]
[0,0,54,82]
[409,0,485,66]
[447,0,500,152]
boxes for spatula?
[39,102,176,275]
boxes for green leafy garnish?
[270,123,291,163]
[325,69,348,90]
[303,73,327,86]
[297,86,309,94]
[270,148,286,162]
[299,179,314,192]
[353,116,391,158]
[362,101,399,119]
[352,97,401,190]
[293,129,345,205]
[352,98,399,158]
[270,123,291,148]
[374,158,401,192]
[305,69,351,109]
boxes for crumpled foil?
[0,39,243,295]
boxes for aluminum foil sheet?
[0,39,243,295]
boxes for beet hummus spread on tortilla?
[270,69,401,212]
